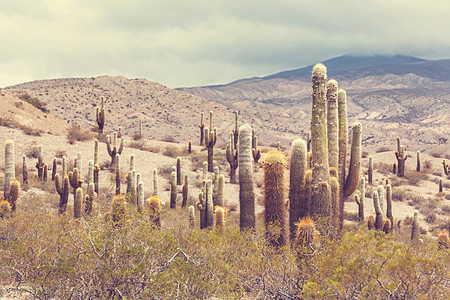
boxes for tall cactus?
[196,192,206,229]
[153,168,159,197]
[170,171,177,208]
[205,179,214,228]
[4,140,15,199]
[115,154,120,195]
[368,156,373,185]
[51,158,57,181]
[226,132,238,184]
[238,124,255,231]
[69,168,83,196]
[36,145,44,180]
[355,177,365,222]
[182,175,189,208]
[215,174,224,208]
[85,182,96,215]
[214,206,225,230]
[373,191,384,230]
[232,111,239,149]
[204,111,217,172]
[262,151,288,247]
[96,96,105,133]
[198,112,205,146]
[289,139,308,240]
[22,155,28,184]
[55,174,69,215]
[106,132,124,166]
[252,128,261,164]
[343,123,362,197]
[386,184,393,233]
[310,63,331,219]
[395,138,408,177]
[327,79,339,170]
[176,157,182,185]
[74,187,84,219]
[94,140,99,166]
[411,211,419,240]
[137,181,144,212]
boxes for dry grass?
[67,124,94,144]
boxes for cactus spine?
[262,151,288,247]
[226,132,239,184]
[411,211,419,240]
[289,139,308,240]
[55,174,69,215]
[182,175,189,208]
[106,133,124,166]
[170,171,177,208]
[189,205,195,228]
[310,64,331,219]
[198,112,205,146]
[204,111,217,172]
[96,96,105,133]
[238,124,255,231]
[4,140,15,200]
[74,187,84,219]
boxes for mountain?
[179,55,450,152]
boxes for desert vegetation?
[0,64,449,299]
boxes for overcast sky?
[1,0,449,88]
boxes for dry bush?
[132,133,143,140]
[373,162,394,175]
[423,159,433,170]
[128,140,146,151]
[405,170,429,185]
[17,124,42,136]
[55,150,67,158]
[429,151,443,158]
[190,152,208,171]
[67,124,94,144]
[376,146,391,153]
[18,92,49,113]
[25,147,40,159]
[0,116,16,128]
[162,146,183,158]
[160,136,177,143]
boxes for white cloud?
[1,0,450,88]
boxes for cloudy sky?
[1,0,449,88]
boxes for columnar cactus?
[416,151,421,172]
[262,151,288,247]
[411,211,419,240]
[329,175,339,226]
[129,154,135,171]
[395,138,408,177]
[202,161,208,180]
[87,160,94,184]
[368,156,373,185]
[252,128,261,164]
[294,216,318,249]
[94,140,99,166]
[310,64,331,219]
[55,174,69,215]
[355,177,365,222]
[69,168,82,196]
[8,180,20,212]
[115,154,120,195]
[22,155,28,184]
[214,206,225,230]
[137,181,144,212]
[377,185,385,215]
[215,174,224,208]
[226,132,238,184]
[148,196,162,228]
[189,205,195,228]
[205,179,214,228]
[85,182,96,215]
[96,96,105,133]
[439,178,443,193]
[386,184,393,232]
[443,160,449,175]
[213,166,219,203]
[51,158,57,181]
[198,112,205,146]
[367,215,375,230]
[182,175,189,208]
[4,140,15,200]
[106,132,124,166]
[204,111,217,172]
[170,171,177,208]
[36,145,44,180]
[176,157,181,185]
[153,168,159,197]
[338,89,348,188]
[0,200,11,218]
[76,152,82,175]
[238,124,255,231]
[343,123,362,197]
[327,79,339,170]
[74,187,84,219]
[196,192,206,229]
[289,139,308,240]
[188,140,192,154]
[94,163,100,194]
[373,191,384,230]
[232,111,239,149]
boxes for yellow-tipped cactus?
[367,215,375,230]
[148,196,162,228]
[262,151,288,247]
[294,216,319,249]
[214,206,225,230]
[437,230,450,250]
[0,199,11,218]
[382,218,391,234]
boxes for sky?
[1,0,450,88]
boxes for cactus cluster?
[204,111,217,172]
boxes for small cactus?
[395,138,408,177]
[437,230,450,250]
[22,155,28,184]
[106,132,124,166]
[8,180,20,212]
[182,175,189,208]
[373,191,384,230]
[215,174,224,208]
[368,156,373,185]
[188,205,195,228]
[439,178,443,193]
[170,171,177,209]
[4,140,15,199]
[55,174,69,215]
[214,206,225,229]
[74,187,84,219]
[96,96,106,133]
[176,157,182,185]
[382,218,391,234]
[198,112,205,146]
[416,151,421,172]
[115,154,120,195]
[367,215,375,230]
[294,217,319,249]
[148,196,162,228]
[0,199,11,218]
[411,211,419,240]
[84,182,96,215]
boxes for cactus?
[87,160,93,185]
[416,151,421,172]
[51,158,57,181]
[367,215,375,230]
[327,79,339,170]
[310,64,331,219]
[262,151,288,247]
[198,112,205,146]
[76,152,82,175]
[94,140,99,166]
[196,192,206,229]
[393,163,397,175]
[106,133,124,166]
[112,195,126,225]
[368,156,373,185]
[382,218,391,234]
[69,168,83,197]
[395,138,408,177]
[8,180,20,212]
[94,163,100,194]
[294,216,318,249]
[205,179,214,228]
[377,185,385,215]
[386,184,393,232]
[252,128,261,164]
[437,230,450,250]
[137,181,144,212]
[329,176,339,226]
[226,132,238,184]
[188,140,192,154]
[85,182,96,215]
[129,154,135,171]
[22,155,28,184]
[74,187,84,219]
[176,157,181,185]
[170,171,177,208]
[439,178,443,193]
[188,205,195,228]
[182,175,189,208]
[238,124,255,231]
[289,139,308,240]
[411,211,419,240]
[213,166,219,203]
[343,123,362,197]
[215,174,224,208]
[373,191,384,230]
[355,177,365,222]
[443,160,449,175]
[0,200,11,218]
[214,206,225,229]
[36,145,44,180]
[43,163,48,182]
[115,154,120,195]
[148,196,162,228]
[232,111,239,149]
[62,156,67,178]
[4,140,15,200]
[96,96,105,133]
[204,111,217,172]
[153,168,159,197]
[55,174,69,215]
